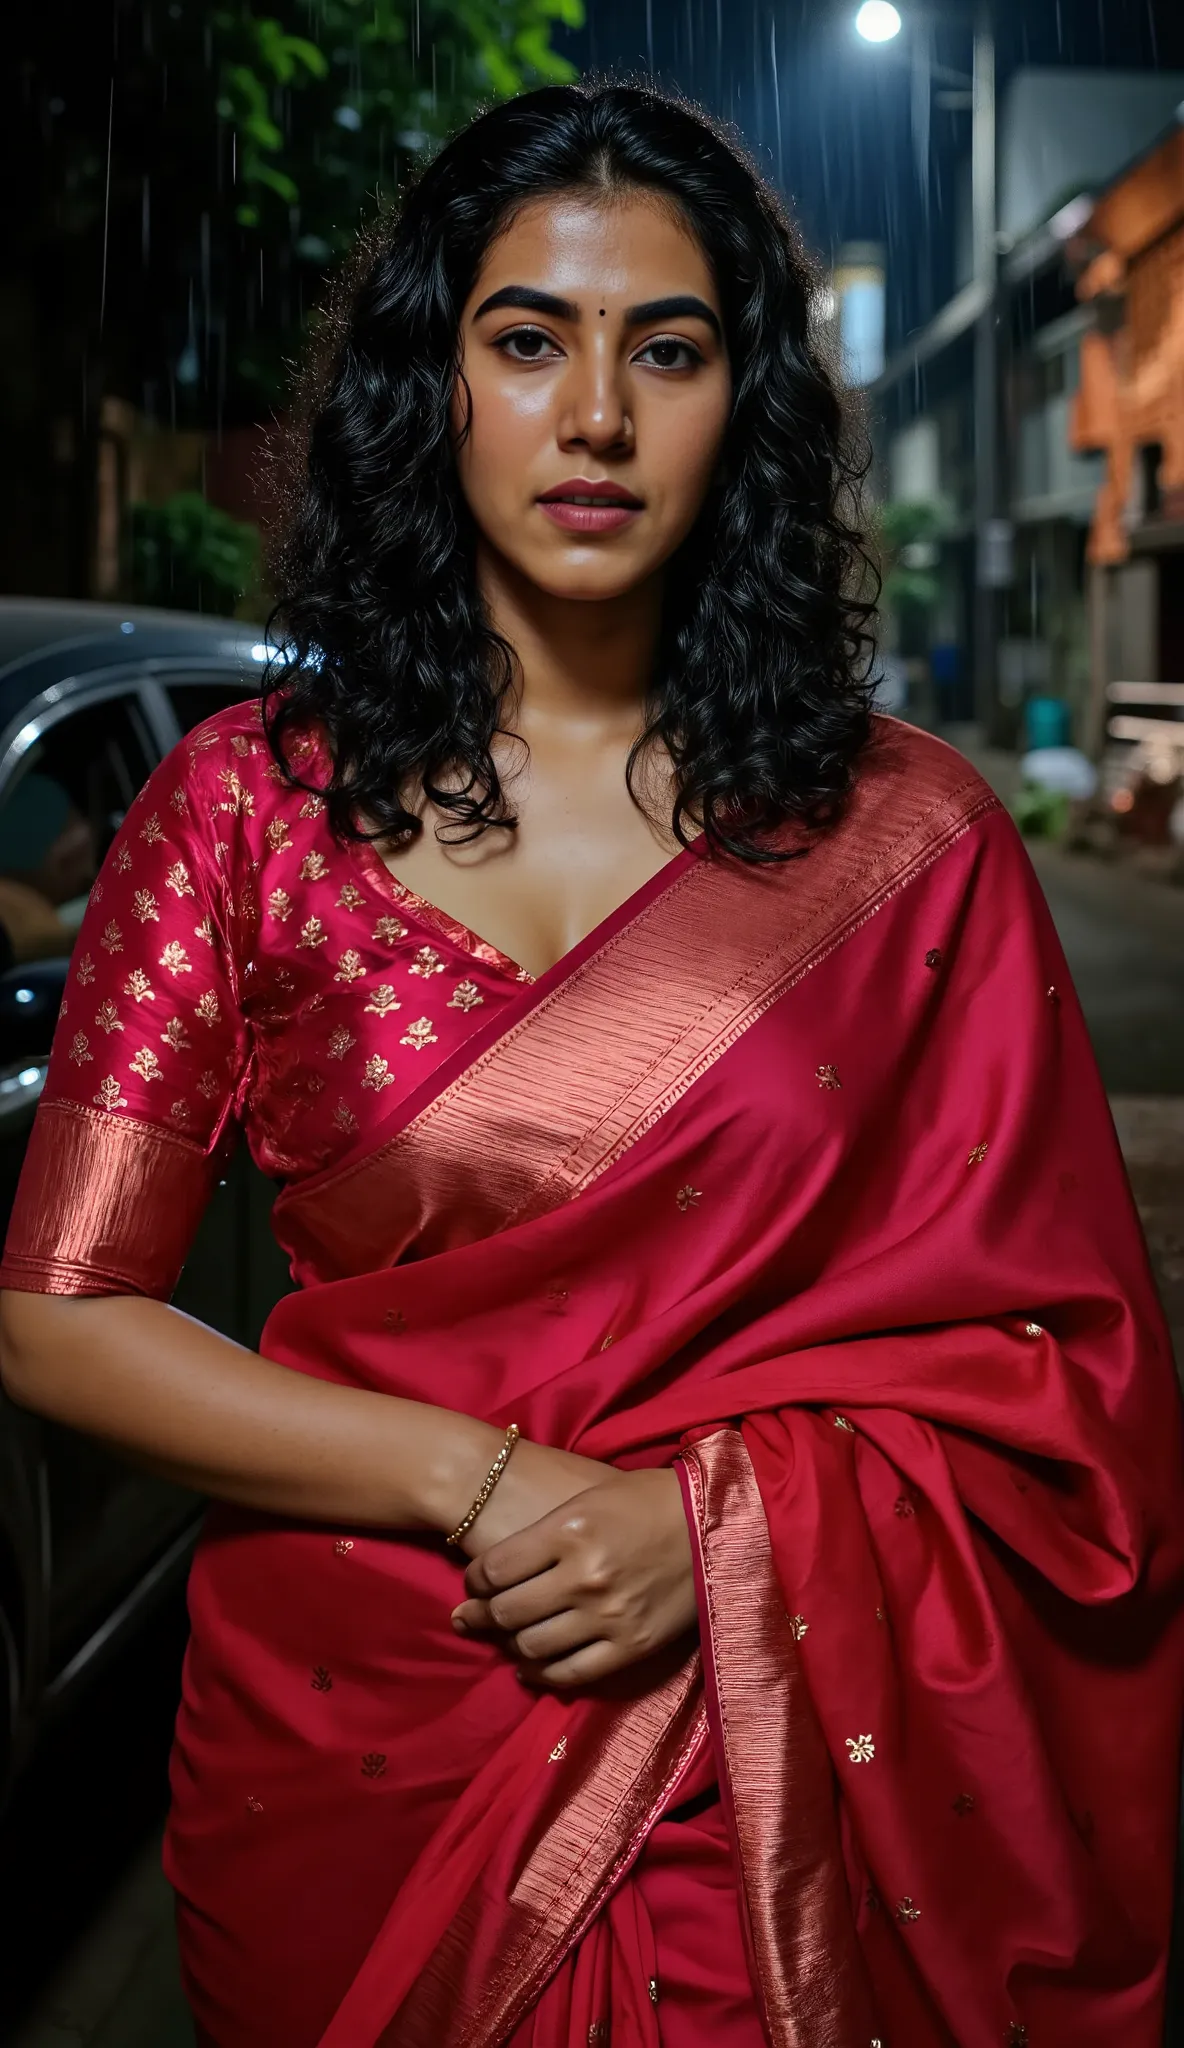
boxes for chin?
[527,554,656,605]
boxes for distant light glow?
[18,1067,42,1087]
[855,1,902,41]
[250,644,273,663]
[120,619,136,634]
[14,988,34,1005]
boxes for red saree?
[3,710,1182,2046]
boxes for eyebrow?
[472,284,722,341]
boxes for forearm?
[0,1289,503,1534]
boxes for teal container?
[1024,695,1071,751]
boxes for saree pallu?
[163,722,1184,2048]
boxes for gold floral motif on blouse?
[334,949,365,983]
[113,846,133,875]
[333,1100,358,1134]
[140,813,165,846]
[373,915,408,945]
[410,946,444,978]
[94,1075,127,1111]
[159,942,192,976]
[300,852,330,882]
[217,767,255,815]
[337,882,366,912]
[400,1017,437,1051]
[846,1734,875,1763]
[161,1016,191,1052]
[298,917,327,950]
[267,888,293,922]
[197,1069,221,1098]
[169,785,187,813]
[448,980,484,1011]
[299,794,325,819]
[165,860,194,899]
[195,990,221,1026]
[132,889,160,924]
[130,1046,163,1083]
[95,1001,122,1035]
[265,818,293,854]
[193,914,216,946]
[124,969,154,1002]
[169,1099,192,1127]
[363,1054,395,1091]
[76,953,96,985]
[364,985,401,1016]
[968,1141,989,1167]
[327,1028,356,1060]
[69,1031,92,1065]
[101,921,123,954]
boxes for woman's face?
[453,190,732,604]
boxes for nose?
[556,342,633,458]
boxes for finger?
[513,1608,592,1664]
[486,1565,574,1635]
[470,1505,574,1598]
[534,1640,624,1689]
[463,1555,496,1599]
[450,1598,496,1634]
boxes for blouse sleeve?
[0,742,250,1299]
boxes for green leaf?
[254,163,301,203]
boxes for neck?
[476,540,663,739]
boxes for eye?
[633,335,704,372]
[493,325,563,364]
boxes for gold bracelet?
[446,1424,521,1547]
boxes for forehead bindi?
[471,193,719,323]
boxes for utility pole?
[970,4,1006,735]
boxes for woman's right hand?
[456,1437,612,1558]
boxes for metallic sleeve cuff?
[0,1099,216,1299]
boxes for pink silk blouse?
[0,701,530,1299]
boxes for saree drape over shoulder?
[3,703,1182,2048]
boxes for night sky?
[556,0,1184,342]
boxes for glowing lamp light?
[855,1,903,41]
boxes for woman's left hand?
[451,1467,698,1687]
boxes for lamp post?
[856,2,1003,733]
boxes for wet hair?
[264,82,878,860]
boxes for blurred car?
[0,599,292,1800]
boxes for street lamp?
[854,2,903,41]
[855,2,1003,734]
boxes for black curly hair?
[263,81,879,861]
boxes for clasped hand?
[451,1468,698,1688]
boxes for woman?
[1,83,1181,2048]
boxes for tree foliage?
[213,1,582,242]
[5,0,582,433]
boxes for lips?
[537,478,643,535]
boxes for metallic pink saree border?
[680,1430,879,2048]
[278,722,999,1277]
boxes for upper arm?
[0,737,250,1303]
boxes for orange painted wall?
[1070,128,1184,563]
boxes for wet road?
[1,823,1182,2048]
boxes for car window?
[167,677,256,734]
[0,693,156,972]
